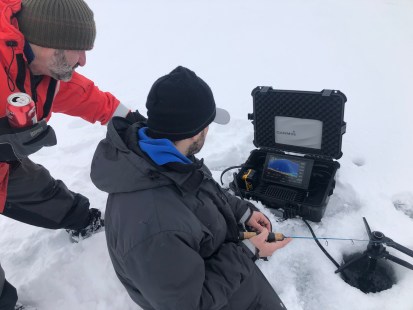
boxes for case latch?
[260,86,271,93]
[341,122,347,134]
[322,89,333,96]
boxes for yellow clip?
[242,169,254,191]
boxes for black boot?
[66,208,105,243]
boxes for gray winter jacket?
[91,118,286,310]
[0,263,4,295]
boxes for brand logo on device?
[276,130,296,136]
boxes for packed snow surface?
[1,0,413,309]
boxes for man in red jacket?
[0,0,144,308]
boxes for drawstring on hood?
[6,40,17,92]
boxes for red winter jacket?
[0,0,129,211]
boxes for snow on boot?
[66,208,105,243]
[15,302,37,310]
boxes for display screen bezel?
[262,153,314,190]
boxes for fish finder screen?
[262,154,314,189]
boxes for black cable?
[6,44,16,92]
[231,172,244,199]
[219,165,244,185]
[302,218,340,269]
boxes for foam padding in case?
[252,88,346,159]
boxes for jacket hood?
[91,117,200,194]
[0,0,25,55]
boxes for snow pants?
[0,264,17,310]
[1,158,90,230]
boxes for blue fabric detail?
[138,127,192,165]
[24,40,35,64]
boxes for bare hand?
[246,211,272,232]
[249,228,292,257]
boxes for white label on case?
[274,116,323,149]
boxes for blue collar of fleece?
[138,127,192,165]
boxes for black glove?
[125,110,147,123]
[0,117,57,162]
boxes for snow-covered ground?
[1,0,413,309]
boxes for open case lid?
[250,87,346,159]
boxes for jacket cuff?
[239,207,252,224]
[112,102,130,118]
[248,202,259,212]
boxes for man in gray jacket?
[91,66,291,310]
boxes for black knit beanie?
[17,0,96,50]
[146,66,229,141]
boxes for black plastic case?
[231,87,346,222]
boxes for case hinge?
[259,147,285,155]
[305,153,334,161]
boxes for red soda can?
[6,93,38,128]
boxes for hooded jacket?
[91,117,287,310]
[0,0,129,211]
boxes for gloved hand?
[0,117,57,162]
[125,110,147,123]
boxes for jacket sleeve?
[0,163,9,213]
[52,72,129,125]
[123,231,255,310]
[214,180,255,224]
[202,163,252,223]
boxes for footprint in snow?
[352,156,366,167]
[392,191,413,219]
